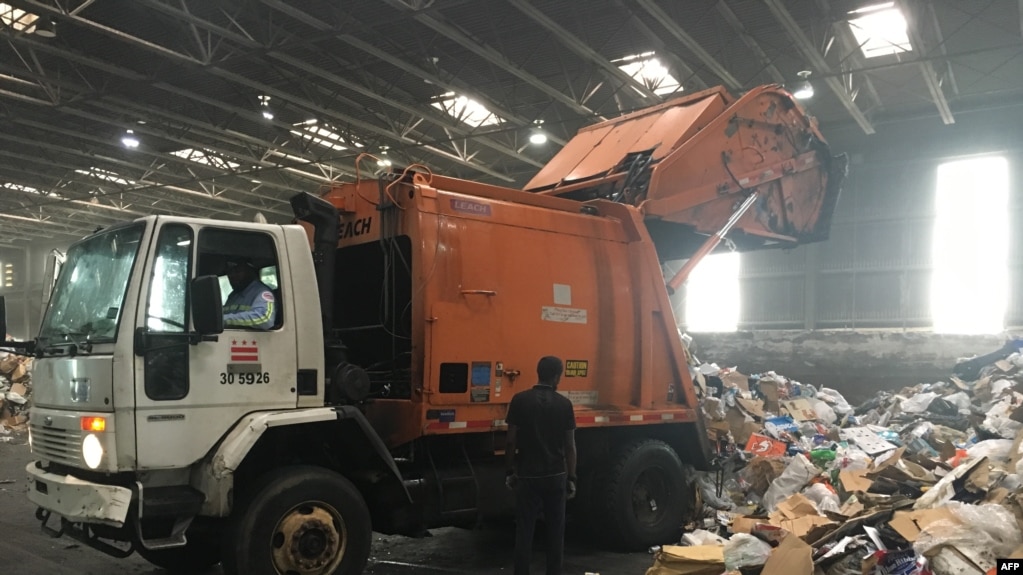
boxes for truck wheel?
[597,439,689,550]
[223,466,372,575]
[136,537,221,573]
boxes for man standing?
[223,259,277,330]
[505,356,577,575]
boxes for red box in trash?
[745,433,788,457]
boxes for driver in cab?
[223,258,276,330]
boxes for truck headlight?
[82,434,104,469]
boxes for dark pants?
[514,474,567,575]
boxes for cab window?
[196,228,282,330]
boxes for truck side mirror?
[190,275,224,335]
[0,295,7,343]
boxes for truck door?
[133,223,298,469]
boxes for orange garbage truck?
[10,84,844,575]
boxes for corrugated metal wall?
[692,104,1023,331]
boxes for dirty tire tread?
[221,465,372,575]
[597,439,686,551]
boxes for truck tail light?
[81,417,106,432]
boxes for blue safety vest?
[224,280,276,330]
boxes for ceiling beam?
[131,0,547,170]
[716,0,785,85]
[381,0,598,117]
[612,0,710,92]
[634,0,743,91]
[763,0,875,134]
[505,0,660,105]
[897,0,954,124]
[813,0,884,111]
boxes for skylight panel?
[170,148,241,171]
[431,92,503,128]
[615,52,682,96]
[0,3,39,32]
[290,121,364,152]
[75,167,135,186]
[848,3,912,58]
[3,182,40,194]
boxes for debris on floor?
[0,348,32,431]
[651,338,1023,575]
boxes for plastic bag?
[944,391,971,414]
[694,471,735,511]
[723,533,772,570]
[992,379,1014,397]
[914,503,1022,571]
[813,400,838,424]
[818,387,853,415]
[681,529,727,546]
[833,447,873,471]
[966,439,1014,463]
[983,415,1023,440]
[803,482,841,514]
[900,392,937,414]
[763,454,818,512]
[4,391,26,404]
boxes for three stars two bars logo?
[230,339,259,362]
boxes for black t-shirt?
[506,385,576,478]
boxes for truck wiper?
[46,331,94,357]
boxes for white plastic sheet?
[723,533,773,570]
[900,392,937,414]
[762,454,818,512]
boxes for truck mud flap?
[36,507,135,559]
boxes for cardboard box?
[888,508,958,542]
[761,534,813,575]
[839,470,873,493]
[760,380,780,413]
[720,370,749,393]
[736,397,765,419]
[781,398,819,422]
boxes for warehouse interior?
[3,1,1023,574]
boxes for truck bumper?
[26,461,132,527]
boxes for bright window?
[615,52,682,97]
[931,156,1009,334]
[848,3,912,59]
[431,92,502,128]
[685,252,741,332]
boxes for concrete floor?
[0,433,652,575]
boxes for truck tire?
[222,466,372,575]
[136,537,221,573]
[596,439,689,550]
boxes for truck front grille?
[30,423,82,467]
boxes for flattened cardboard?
[888,508,957,542]
[762,534,813,575]
[775,493,819,520]
[869,447,907,474]
[838,499,864,519]
[781,398,819,422]
[9,382,27,397]
[779,516,836,538]
[995,359,1014,373]
[731,515,769,534]
[840,470,874,493]
[645,545,725,575]
[736,397,766,419]
[720,370,750,393]
[726,406,759,445]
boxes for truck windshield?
[38,223,145,344]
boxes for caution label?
[565,360,588,377]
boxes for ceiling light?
[258,95,274,121]
[121,129,140,149]
[529,120,547,145]
[34,18,55,38]
[377,147,392,167]
[793,71,814,100]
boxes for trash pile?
[647,342,1023,575]
[0,349,32,432]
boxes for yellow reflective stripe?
[228,301,274,326]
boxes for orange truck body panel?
[318,85,843,463]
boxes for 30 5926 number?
[219,372,271,385]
